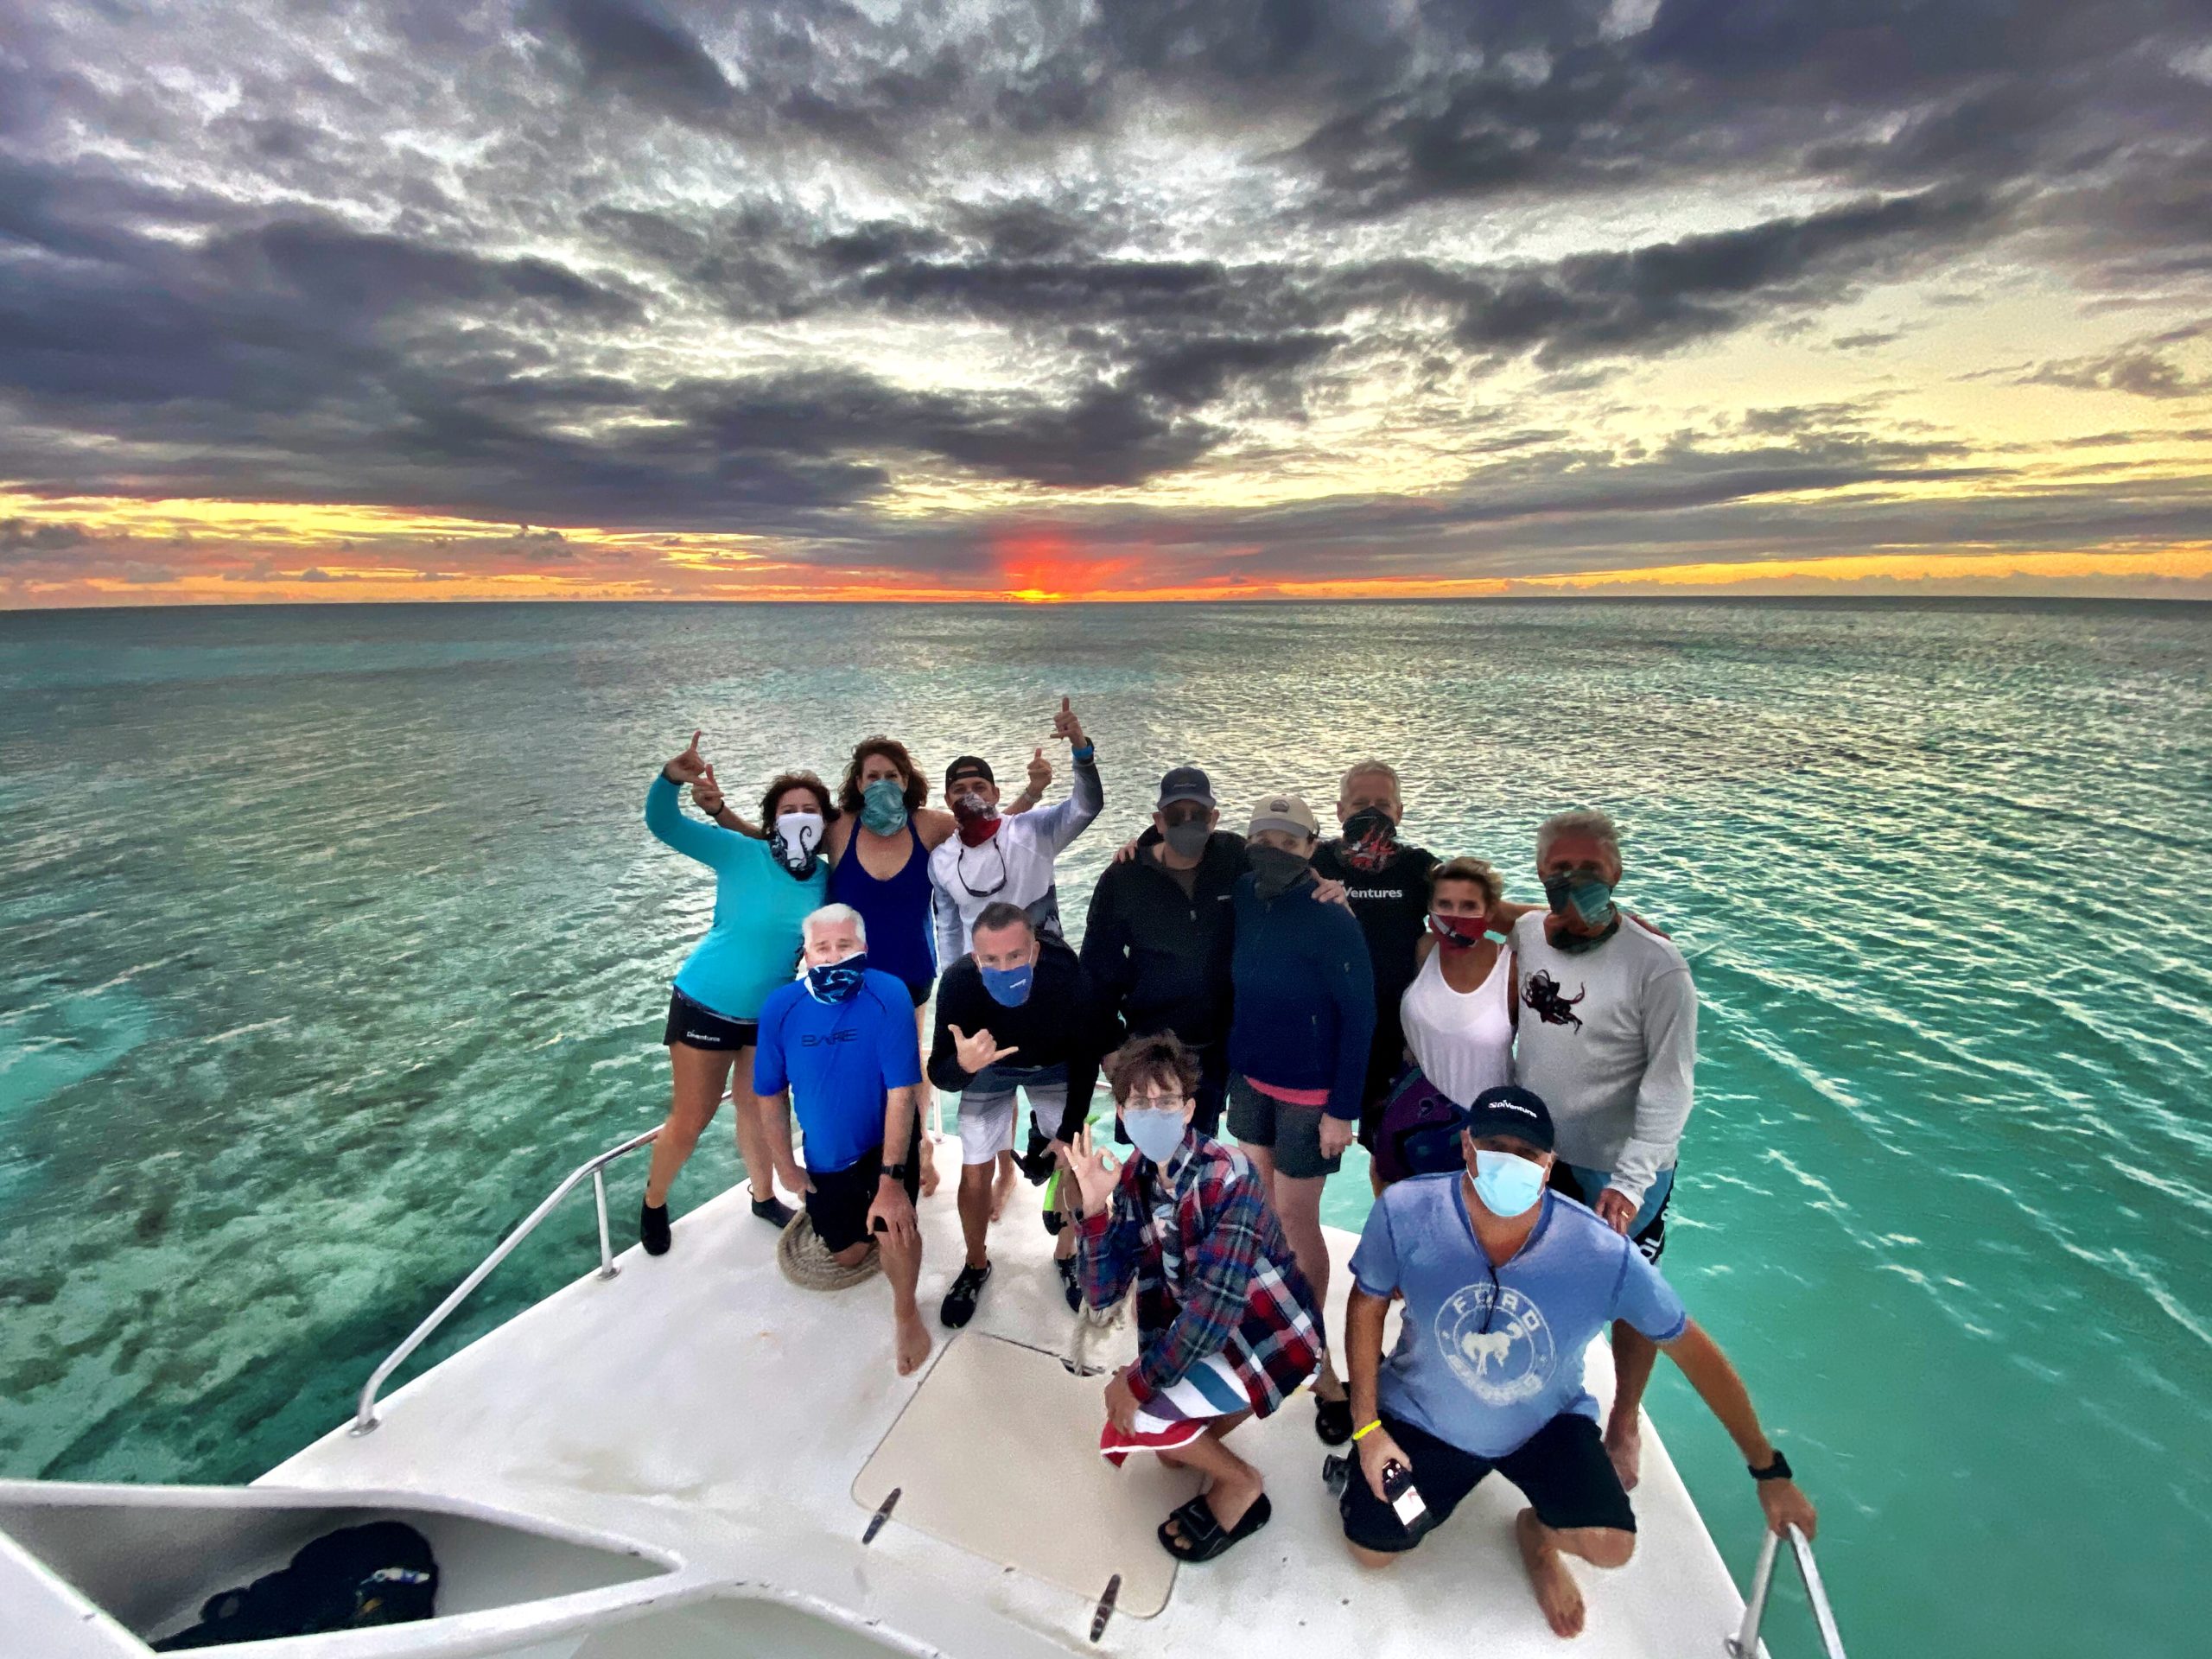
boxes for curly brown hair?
[760,770,835,827]
[837,735,927,817]
[1103,1031,1202,1106]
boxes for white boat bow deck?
[2,1139,1781,1659]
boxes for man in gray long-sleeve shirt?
[1511,808,1698,1495]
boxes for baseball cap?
[1247,791,1319,839]
[944,755,995,790]
[1156,766,1216,810]
[1462,1084,1555,1154]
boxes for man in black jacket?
[1078,766,1245,1135]
[928,901,1104,1327]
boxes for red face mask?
[951,788,1000,843]
[1428,910,1491,950]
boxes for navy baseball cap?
[1156,766,1216,810]
[1463,1085,1554,1153]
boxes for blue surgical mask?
[860,777,909,836]
[804,951,868,1002]
[1472,1149,1547,1217]
[1542,872,1616,929]
[980,961,1034,1007]
[1124,1106,1189,1166]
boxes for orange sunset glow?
[2,4,2208,608]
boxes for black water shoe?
[1057,1254,1082,1312]
[751,1192,796,1229]
[940,1262,992,1328]
[640,1200,672,1256]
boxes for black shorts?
[1548,1161,1674,1264]
[804,1115,924,1254]
[663,988,758,1052]
[1340,1411,1635,1553]
[903,978,932,1009]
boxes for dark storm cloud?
[1,0,2208,587]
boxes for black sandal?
[1314,1394,1353,1446]
[1159,1493,1272,1561]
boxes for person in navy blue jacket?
[1225,791,1376,1446]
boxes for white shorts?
[957,1083,1068,1166]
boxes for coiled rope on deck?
[776,1211,882,1291]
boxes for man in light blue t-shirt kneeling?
[1338,1086,1816,1641]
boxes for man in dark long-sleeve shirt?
[928,902,1105,1325]
[1079,765,1245,1134]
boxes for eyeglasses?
[1160,805,1209,828]
[1125,1092,1186,1109]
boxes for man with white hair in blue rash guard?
[754,904,931,1376]
[1510,808,1699,1491]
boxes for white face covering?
[771,811,825,873]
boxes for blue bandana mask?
[804,952,868,1002]
[860,777,909,836]
[980,961,1035,1007]
[1473,1148,1547,1217]
[1123,1106,1188,1166]
[1542,872,1616,930]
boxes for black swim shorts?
[662,988,759,1052]
[804,1113,925,1254]
[1339,1411,1634,1554]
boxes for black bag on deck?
[152,1519,437,1649]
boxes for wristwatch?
[880,1161,912,1183]
[1748,1450,1794,1483]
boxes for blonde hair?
[1428,856,1504,908]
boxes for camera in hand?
[1382,1459,1427,1529]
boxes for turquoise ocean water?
[2,599,2208,1656]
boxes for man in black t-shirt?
[1309,761,1440,1156]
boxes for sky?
[2,0,2209,607]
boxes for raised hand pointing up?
[664,729,709,786]
[1052,696,1089,750]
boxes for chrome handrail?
[351,1127,661,1435]
[1725,1523,1847,1659]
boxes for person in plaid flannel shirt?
[1068,1031,1325,1562]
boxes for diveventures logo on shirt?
[1434,1282,1557,1406]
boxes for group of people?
[638,706,1816,1639]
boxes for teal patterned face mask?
[860,777,909,836]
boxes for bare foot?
[1516,1508,1586,1638]
[894,1310,933,1376]
[919,1134,940,1198]
[990,1153,1016,1221]
[1604,1415,1642,1491]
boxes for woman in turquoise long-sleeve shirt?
[638,731,829,1255]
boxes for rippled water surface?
[3,600,2209,1656]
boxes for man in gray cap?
[1079,766,1245,1133]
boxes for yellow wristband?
[1351,1419,1383,1443]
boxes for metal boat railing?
[1726,1522,1847,1658]
[352,1126,660,1434]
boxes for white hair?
[802,903,868,945]
[1535,809,1621,866]
[1338,759,1402,799]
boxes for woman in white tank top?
[1400,856,1517,1108]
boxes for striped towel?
[1098,1354,1257,1466]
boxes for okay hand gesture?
[691,763,726,817]
[948,1023,1019,1075]
[664,729,709,786]
[1067,1124,1122,1217]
